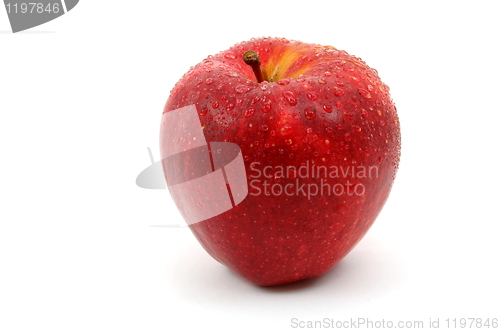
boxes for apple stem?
[243,50,268,83]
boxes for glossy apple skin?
[161,37,400,286]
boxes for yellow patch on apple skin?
[265,46,306,81]
[264,44,324,81]
[263,43,366,81]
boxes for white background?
[1,1,499,331]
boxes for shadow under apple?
[165,234,404,315]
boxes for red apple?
[160,37,401,286]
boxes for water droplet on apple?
[325,127,333,134]
[358,88,371,99]
[244,108,255,117]
[278,78,290,85]
[283,91,297,106]
[211,101,219,109]
[205,78,213,85]
[324,71,332,77]
[306,92,318,100]
[323,104,333,113]
[235,85,252,94]
[281,124,293,135]
[343,132,352,141]
[262,101,272,113]
[200,107,208,116]
[224,52,237,59]
[361,109,368,118]
[305,107,317,120]
[261,124,269,132]
[334,89,345,97]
